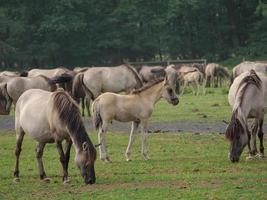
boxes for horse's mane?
[225,70,261,141]
[122,64,143,89]
[52,91,96,158]
[131,78,164,94]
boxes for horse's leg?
[141,120,149,160]
[250,119,258,155]
[81,97,85,117]
[257,119,264,158]
[13,129,25,182]
[125,121,140,161]
[56,141,69,183]
[98,121,111,163]
[85,97,90,117]
[196,82,200,96]
[180,81,186,95]
[63,140,72,183]
[36,142,50,182]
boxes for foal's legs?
[98,121,111,163]
[125,121,140,161]
[141,120,149,160]
[13,129,25,182]
[36,142,50,182]
[56,141,71,183]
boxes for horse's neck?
[139,82,163,105]
[68,128,90,153]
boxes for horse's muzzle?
[85,177,96,185]
[171,98,179,105]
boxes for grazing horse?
[13,89,97,184]
[205,63,230,87]
[72,64,143,115]
[0,75,71,114]
[226,70,265,162]
[92,77,179,163]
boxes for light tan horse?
[226,70,266,162]
[180,69,205,96]
[0,71,20,76]
[92,77,179,163]
[72,64,143,115]
[138,66,165,83]
[14,89,97,184]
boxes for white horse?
[14,89,97,184]
[92,77,179,163]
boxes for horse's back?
[28,68,66,78]
[16,89,53,142]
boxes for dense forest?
[0,0,267,68]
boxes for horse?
[226,70,265,162]
[26,67,75,93]
[0,71,20,77]
[205,63,230,87]
[72,64,143,115]
[91,77,179,163]
[180,69,205,96]
[231,61,267,84]
[0,75,71,115]
[137,66,165,83]
[13,89,97,184]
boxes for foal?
[92,77,179,163]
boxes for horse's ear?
[82,142,89,151]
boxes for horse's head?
[75,141,97,184]
[0,83,12,115]
[162,76,179,106]
[225,115,248,163]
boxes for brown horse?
[226,70,265,162]
[92,77,179,163]
[14,89,97,184]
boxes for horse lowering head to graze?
[91,76,179,163]
[226,70,266,162]
[14,89,97,184]
[138,66,165,83]
[205,63,230,87]
[72,64,143,116]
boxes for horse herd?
[0,60,266,184]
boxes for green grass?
[151,87,231,122]
[0,132,266,200]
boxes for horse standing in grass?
[226,70,265,162]
[13,89,97,184]
[92,77,179,163]
[0,75,72,115]
[72,64,143,116]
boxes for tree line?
[0,0,266,68]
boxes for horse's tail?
[123,64,143,89]
[72,72,85,101]
[51,73,73,84]
[20,71,28,77]
[92,98,102,130]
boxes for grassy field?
[151,87,231,122]
[0,132,266,200]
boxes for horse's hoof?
[101,157,112,163]
[43,177,51,183]
[13,177,20,183]
[106,157,112,163]
[143,155,150,160]
[126,158,132,162]
[63,179,70,184]
[256,153,264,159]
[246,155,255,161]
